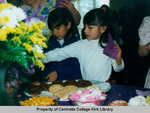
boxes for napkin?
[103,33,118,59]
[136,89,150,96]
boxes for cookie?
[28,90,41,95]
[76,80,92,88]
[64,80,77,86]
[53,89,73,100]
[49,84,64,94]
[64,85,78,92]
[28,85,40,92]
[41,83,52,91]
[52,80,64,85]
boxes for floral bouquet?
[0,3,47,71]
[0,3,47,104]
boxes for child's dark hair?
[83,8,113,48]
[48,8,79,41]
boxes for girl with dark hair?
[42,8,124,82]
[48,8,79,42]
[42,8,81,82]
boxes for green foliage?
[0,42,30,70]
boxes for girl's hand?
[114,43,122,65]
[114,43,122,59]
[45,71,58,82]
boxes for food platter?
[24,80,111,100]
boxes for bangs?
[83,8,106,27]
[48,18,63,30]
[83,19,97,26]
[83,12,98,25]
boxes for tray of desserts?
[20,95,59,106]
[24,79,111,101]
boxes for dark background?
[110,0,150,87]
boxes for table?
[15,84,150,106]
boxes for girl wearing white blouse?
[42,8,124,82]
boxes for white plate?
[88,80,111,93]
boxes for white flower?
[0,6,26,28]
[11,6,26,22]
[32,44,43,53]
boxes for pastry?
[64,85,78,92]
[52,80,64,85]
[76,80,92,88]
[86,85,103,92]
[49,84,64,94]
[108,100,128,106]
[64,79,77,86]
[53,89,73,100]
[41,83,52,91]
[28,85,40,92]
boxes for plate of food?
[20,95,59,106]
[69,87,108,106]
[24,79,111,101]
[24,82,53,97]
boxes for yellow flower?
[38,22,45,28]
[15,27,23,34]
[33,59,45,70]
[23,43,33,53]
[11,36,21,45]
[4,26,15,34]
[29,36,36,44]
[0,16,9,25]
[0,3,13,13]
[32,49,45,58]
[19,22,28,31]
[0,30,7,41]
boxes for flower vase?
[0,64,15,106]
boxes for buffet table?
[15,83,150,106]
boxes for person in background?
[138,16,150,88]
[42,8,82,82]
[42,8,124,82]
[7,0,81,40]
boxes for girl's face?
[22,0,37,6]
[52,24,70,40]
[84,24,103,40]
[84,24,106,40]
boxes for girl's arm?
[112,43,124,72]
[41,41,79,63]
[112,59,124,72]
[115,43,122,66]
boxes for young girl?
[42,8,82,82]
[42,8,124,82]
